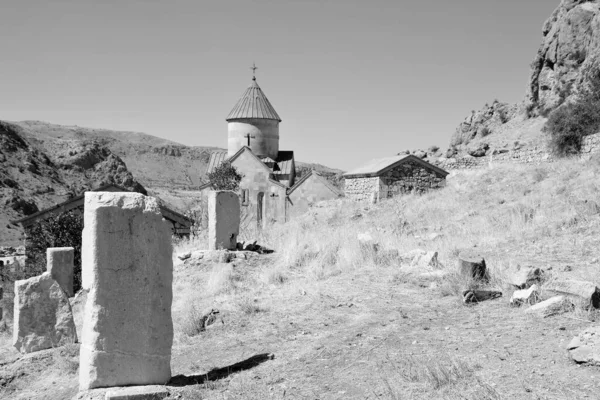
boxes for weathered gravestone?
[47,247,74,297]
[13,272,77,353]
[208,191,240,251]
[79,192,173,390]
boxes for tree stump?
[458,252,487,280]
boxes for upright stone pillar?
[79,192,173,390]
[47,247,74,297]
[208,191,240,251]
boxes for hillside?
[3,155,600,399]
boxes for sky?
[0,0,559,170]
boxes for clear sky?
[0,0,559,170]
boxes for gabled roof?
[11,184,192,228]
[207,148,295,178]
[226,78,281,122]
[288,170,342,197]
[343,154,449,179]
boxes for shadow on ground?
[168,353,274,386]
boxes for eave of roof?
[343,154,449,179]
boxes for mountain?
[0,120,344,245]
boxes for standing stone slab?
[79,192,173,390]
[47,247,74,297]
[13,272,77,353]
[208,191,240,251]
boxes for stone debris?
[70,289,88,341]
[510,284,540,306]
[525,295,571,317]
[104,385,170,400]
[208,191,240,251]
[409,250,441,269]
[79,192,173,390]
[508,266,544,289]
[567,326,600,366]
[546,280,600,308]
[13,272,77,354]
[357,233,379,252]
[458,252,487,280]
[462,289,502,304]
[46,247,75,297]
[177,251,191,261]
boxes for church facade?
[200,73,341,226]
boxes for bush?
[545,66,600,156]
[545,101,600,156]
[24,210,83,292]
[207,162,243,191]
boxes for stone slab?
[105,385,170,400]
[47,247,75,297]
[547,280,600,308]
[13,272,77,353]
[79,192,173,390]
[567,326,600,366]
[525,295,569,316]
[208,191,240,251]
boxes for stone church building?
[200,74,341,226]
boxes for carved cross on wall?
[244,133,255,147]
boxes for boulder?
[177,251,191,261]
[567,326,600,366]
[13,272,77,353]
[525,296,571,317]
[510,284,540,306]
[458,252,487,280]
[508,266,544,289]
[462,289,502,304]
[547,280,600,308]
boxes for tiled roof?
[206,149,295,182]
[343,154,449,179]
[226,78,281,122]
[206,151,228,174]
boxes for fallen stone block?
[357,233,379,252]
[105,385,170,400]
[525,295,571,317]
[510,284,539,306]
[462,289,502,304]
[508,266,544,289]
[208,191,240,251]
[547,280,600,308]
[47,247,74,297]
[410,250,440,269]
[79,192,173,390]
[567,326,600,366]
[458,252,487,280]
[13,272,77,353]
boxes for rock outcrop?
[528,0,600,112]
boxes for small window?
[242,189,249,206]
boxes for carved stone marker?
[79,192,173,390]
[47,247,74,297]
[208,191,240,251]
[13,272,77,353]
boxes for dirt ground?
[1,251,599,400]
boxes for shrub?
[207,162,243,191]
[545,101,600,156]
[24,210,83,292]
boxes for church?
[200,69,342,226]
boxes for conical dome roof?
[226,78,281,122]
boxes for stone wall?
[382,161,446,197]
[434,132,600,170]
[344,177,381,202]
